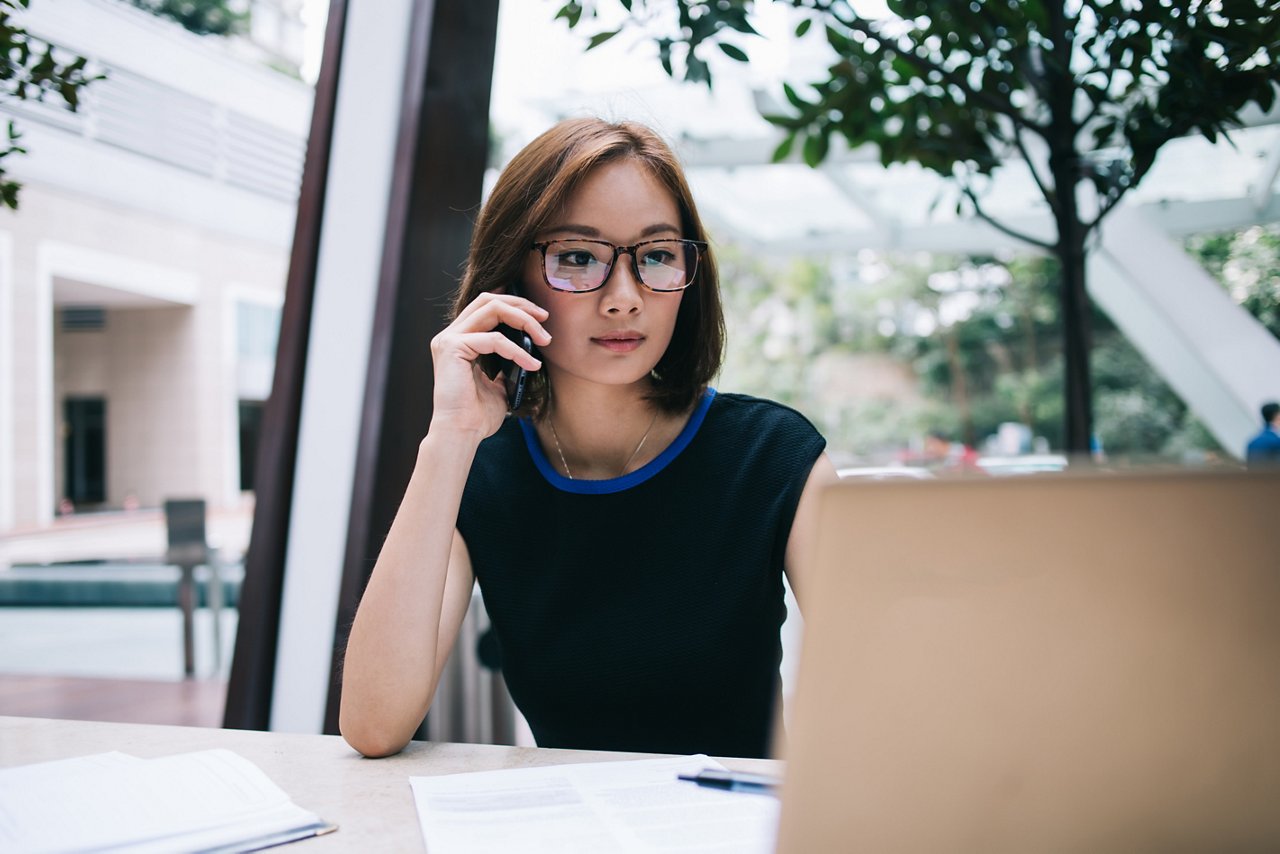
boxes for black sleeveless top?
[456,389,826,758]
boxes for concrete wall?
[0,182,288,531]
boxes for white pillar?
[269,0,415,734]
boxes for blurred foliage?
[127,0,247,37]
[717,241,1227,462]
[1187,224,1280,341]
[0,0,102,209]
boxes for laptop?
[775,469,1280,852]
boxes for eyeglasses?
[530,238,707,293]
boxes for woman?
[339,117,839,759]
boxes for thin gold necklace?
[548,410,660,480]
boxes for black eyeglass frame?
[530,238,708,294]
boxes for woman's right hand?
[428,291,551,440]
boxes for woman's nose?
[601,256,644,314]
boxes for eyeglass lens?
[543,239,697,292]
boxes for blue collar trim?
[519,388,717,494]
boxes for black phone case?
[501,326,534,410]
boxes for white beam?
[1088,206,1280,459]
[820,164,897,245]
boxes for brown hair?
[453,117,724,416]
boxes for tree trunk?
[1054,197,1094,456]
[1044,2,1093,457]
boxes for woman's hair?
[453,117,724,415]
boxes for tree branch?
[1077,57,1122,133]
[960,180,1056,251]
[1012,124,1059,220]
[1085,181,1133,233]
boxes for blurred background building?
[0,0,310,535]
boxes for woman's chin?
[545,365,659,392]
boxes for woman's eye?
[641,250,676,266]
[556,251,596,267]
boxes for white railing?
[2,50,306,203]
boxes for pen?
[677,769,780,795]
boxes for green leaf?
[657,38,674,77]
[686,54,712,87]
[554,2,583,29]
[782,82,808,109]
[771,133,796,162]
[586,29,621,50]
[1,178,20,210]
[795,18,812,39]
[719,7,760,37]
[719,42,749,62]
[802,130,830,167]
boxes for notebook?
[775,469,1280,852]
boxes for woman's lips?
[591,335,645,353]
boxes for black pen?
[677,769,780,795]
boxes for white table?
[0,716,778,851]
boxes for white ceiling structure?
[673,106,1280,257]
[488,3,1280,456]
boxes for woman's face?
[521,158,685,393]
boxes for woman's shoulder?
[472,416,529,471]
[693,391,826,494]
[699,391,827,469]
[708,391,824,434]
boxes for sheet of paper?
[0,749,329,854]
[410,755,779,854]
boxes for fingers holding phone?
[429,292,549,436]
[459,289,547,412]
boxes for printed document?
[0,749,333,853]
[410,754,779,853]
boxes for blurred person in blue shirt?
[1245,401,1280,469]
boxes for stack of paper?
[0,749,334,853]
[410,755,779,854]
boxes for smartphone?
[501,325,533,411]
[497,282,537,411]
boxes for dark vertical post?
[322,0,500,734]
[223,0,349,730]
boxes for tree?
[0,0,101,209]
[127,0,247,37]
[558,0,1280,454]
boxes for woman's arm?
[339,292,549,757]
[784,453,841,604]
[338,435,478,757]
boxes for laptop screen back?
[776,470,1280,852]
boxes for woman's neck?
[538,377,681,480]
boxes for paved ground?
[1,506,249,684]
[0,607,238,681]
